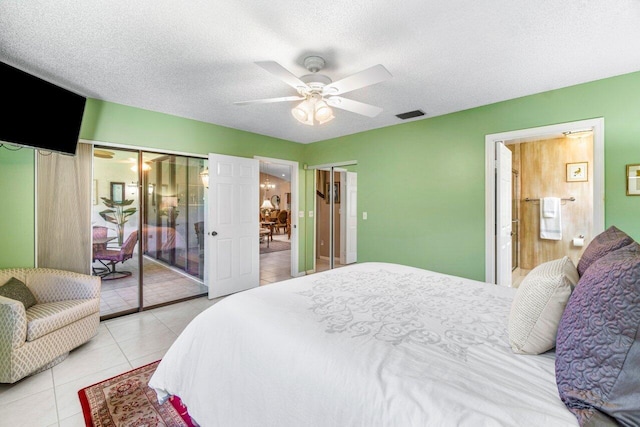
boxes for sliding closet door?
[314,167,357,271]
[92,147,207,318]
[141,152,207,306]
[92,147,141,317]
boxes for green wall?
[2,71,639,281]
[0,148,35,267]
[304,71,640,281]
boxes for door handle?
[209,231,218,236]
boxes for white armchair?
[0,268,101,383]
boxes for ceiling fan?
[234,56,392,126]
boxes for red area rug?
[78,360,198,426]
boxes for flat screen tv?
[0,61,86,156]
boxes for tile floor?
[259,234,293,285]
[0,296,222,427]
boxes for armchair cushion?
[26,269,101,303]
[0,277,37,309]
[26,299,100,341]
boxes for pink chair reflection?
[94,231,138,280]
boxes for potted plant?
[99,197,137,245]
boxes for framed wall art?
[627,164,640,196]
[566,162,588,182]
[325,182,340,204]
[110,182,125,203]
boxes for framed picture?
[325,182,340,204]
[627,164,640,196]
[110,182,125,203]
[566,162,588,182]
[271,194,280,209]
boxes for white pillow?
[508,256,579,355]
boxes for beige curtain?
[37,143,92,274]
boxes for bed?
[149,262,579,426]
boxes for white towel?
[540,197,562,240]
[542,197,559,218]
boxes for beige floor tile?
[117,328,178,361]
[76,324,116,353]
[58,412,86,427]
[0,388,58,427]
[129,349,169,369]
[105,314,173,343]
[52,342,128,387]
[0,369,53,405]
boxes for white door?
[340,172,357,264]
[207,154,259,298]
[496,142,513,287]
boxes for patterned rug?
[78,360,198,426]
[260,239,291,254]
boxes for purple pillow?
[577,226,634,276]
[555,242,640,426]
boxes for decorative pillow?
[555,242,640,426]
[0,277,37,309]
[576,225,634,276]
[508,256,579,355]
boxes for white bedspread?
[149,262,577,426]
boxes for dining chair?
[276,210,288,234]
[93,230,138,280]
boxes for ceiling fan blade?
[326,96,383,117]
[323,64,392,96]
[234,95,305,106]
[255,61,309,91]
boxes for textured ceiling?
[1,1,640,144]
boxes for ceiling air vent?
[395,110,425,120]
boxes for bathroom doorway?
[485,118,605,286]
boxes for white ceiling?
[2,1,640,144]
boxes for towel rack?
[524,197,576,202]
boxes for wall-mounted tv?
[0,61,86,156]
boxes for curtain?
[37,143,92,274]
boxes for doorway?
[310,164,357,272]
[257,158,299,284]
[484,118,605,286]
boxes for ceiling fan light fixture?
[292,99,314,125]
[241,56,392,126]
[315,100,334,124]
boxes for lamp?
[261,199,274,210]
[291,94,334,126]
[200,168,209,188]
